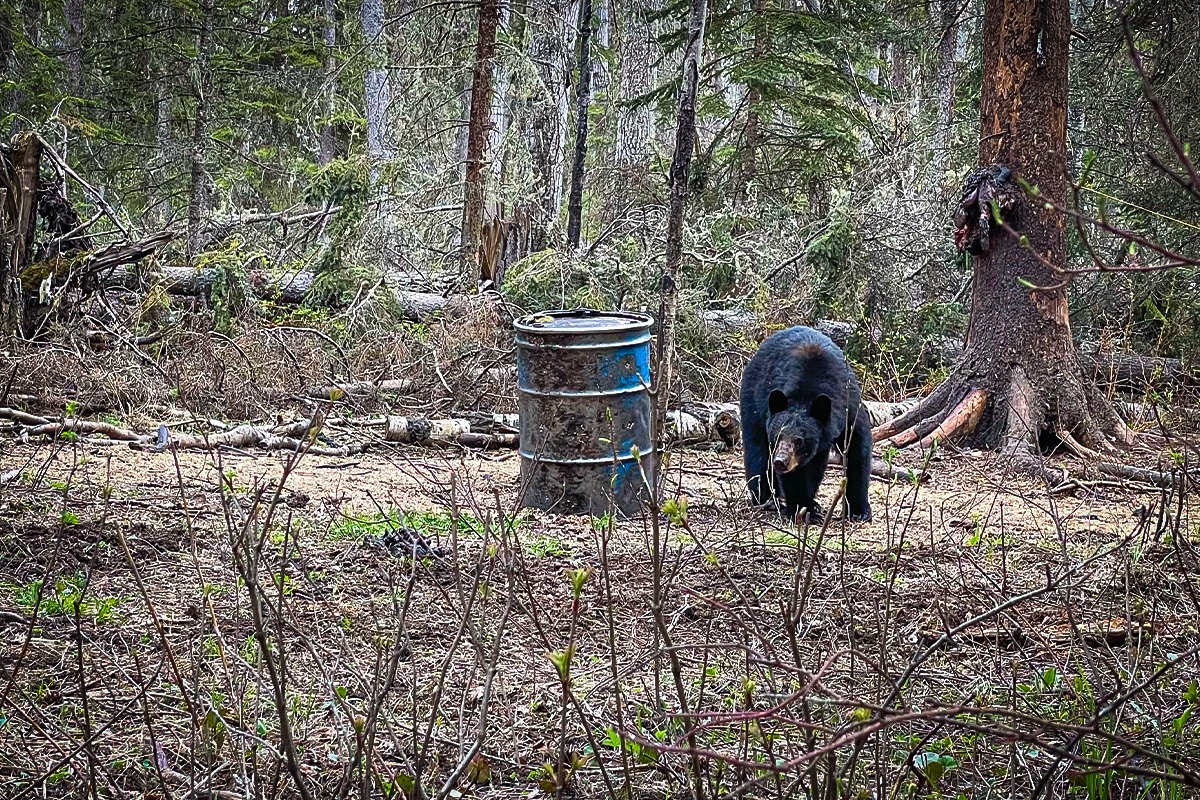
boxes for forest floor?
[1,439,1198,797]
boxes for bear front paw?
[785,504,824,524]
[846,506,872,522]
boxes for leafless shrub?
[2,438,1197,798]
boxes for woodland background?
[2,0,1198,414]
[2,3,1200,799]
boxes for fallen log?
[827,449,927,484]
[305,379,417,401]
[302,368,516,403]
[666,399,919,443]
[2,408,365,456]
[667,403,742,448]
[1079,343,1197,394]
[107,265,465,322]
[384,415,518,449]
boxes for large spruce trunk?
[875,0,1131,455]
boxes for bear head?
[765,390,831,475]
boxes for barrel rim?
[513,307,654,335]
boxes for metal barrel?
[514,309,655,518]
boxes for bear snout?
[772,440,801,474]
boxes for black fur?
[740,326,872,522]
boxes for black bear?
[740,326,872,522]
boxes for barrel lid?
[514,308,653,334]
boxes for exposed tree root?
[881,404,953,449]
[916,387,988,449]
[999,366,1036,456]
[870,379,959,441]
[1084,378,1139,448]
[1055,428,1105,461]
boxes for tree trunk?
[524,0,575,249]
[614,0,657,170]
[61,0,82,93]
[591,0,609,95]
[565,0,592,248]
[654,0,706,460]
[931,0,960,177]
[479,1,511,282]
[319,0,338,165]
[736,0,766,207]
[145,1,173,228]
[878,0,1132,456]
[462,0,500,281]
[187,0,215,257]
[487,1,510,187]
[362,0,393,183]
[0,133,41,334]
[0,9,15,121]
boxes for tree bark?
[61,0,83,93]
[462,0,500,281]
[362,0,393,183]
[931,0,960,177]
[319,0,338,165]
[487,1,510,187]
[525,0,577,249]
[187,0,215,257]
[591,0,609,94]
[881,0,1133,456]
[0,132,41,334]
[614,0,657,170]
[565,0,593,248]
[654,0,706,459]
[0,9,16,122]
[736,0,766,207]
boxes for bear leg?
[843,412,873,521]
[744,430,773,506]
[779,467,821,523]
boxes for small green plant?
[913,750,958,788]
[525,534,569,558]
[601,726,660,766]
[965,511,982,546]
[12,574,123,622]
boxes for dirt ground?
[2,438,1198,798]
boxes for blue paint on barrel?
[514,309,655,517]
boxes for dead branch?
[0,407,53,426]
[27,419,147,442]
[1095,461,1182,488]
[83,231,176,276]
[36,134,132,237]
[827,450,927,484]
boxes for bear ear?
[767,390,789,414]
[810,394,832,423]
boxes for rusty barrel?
[515,309,654,517]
